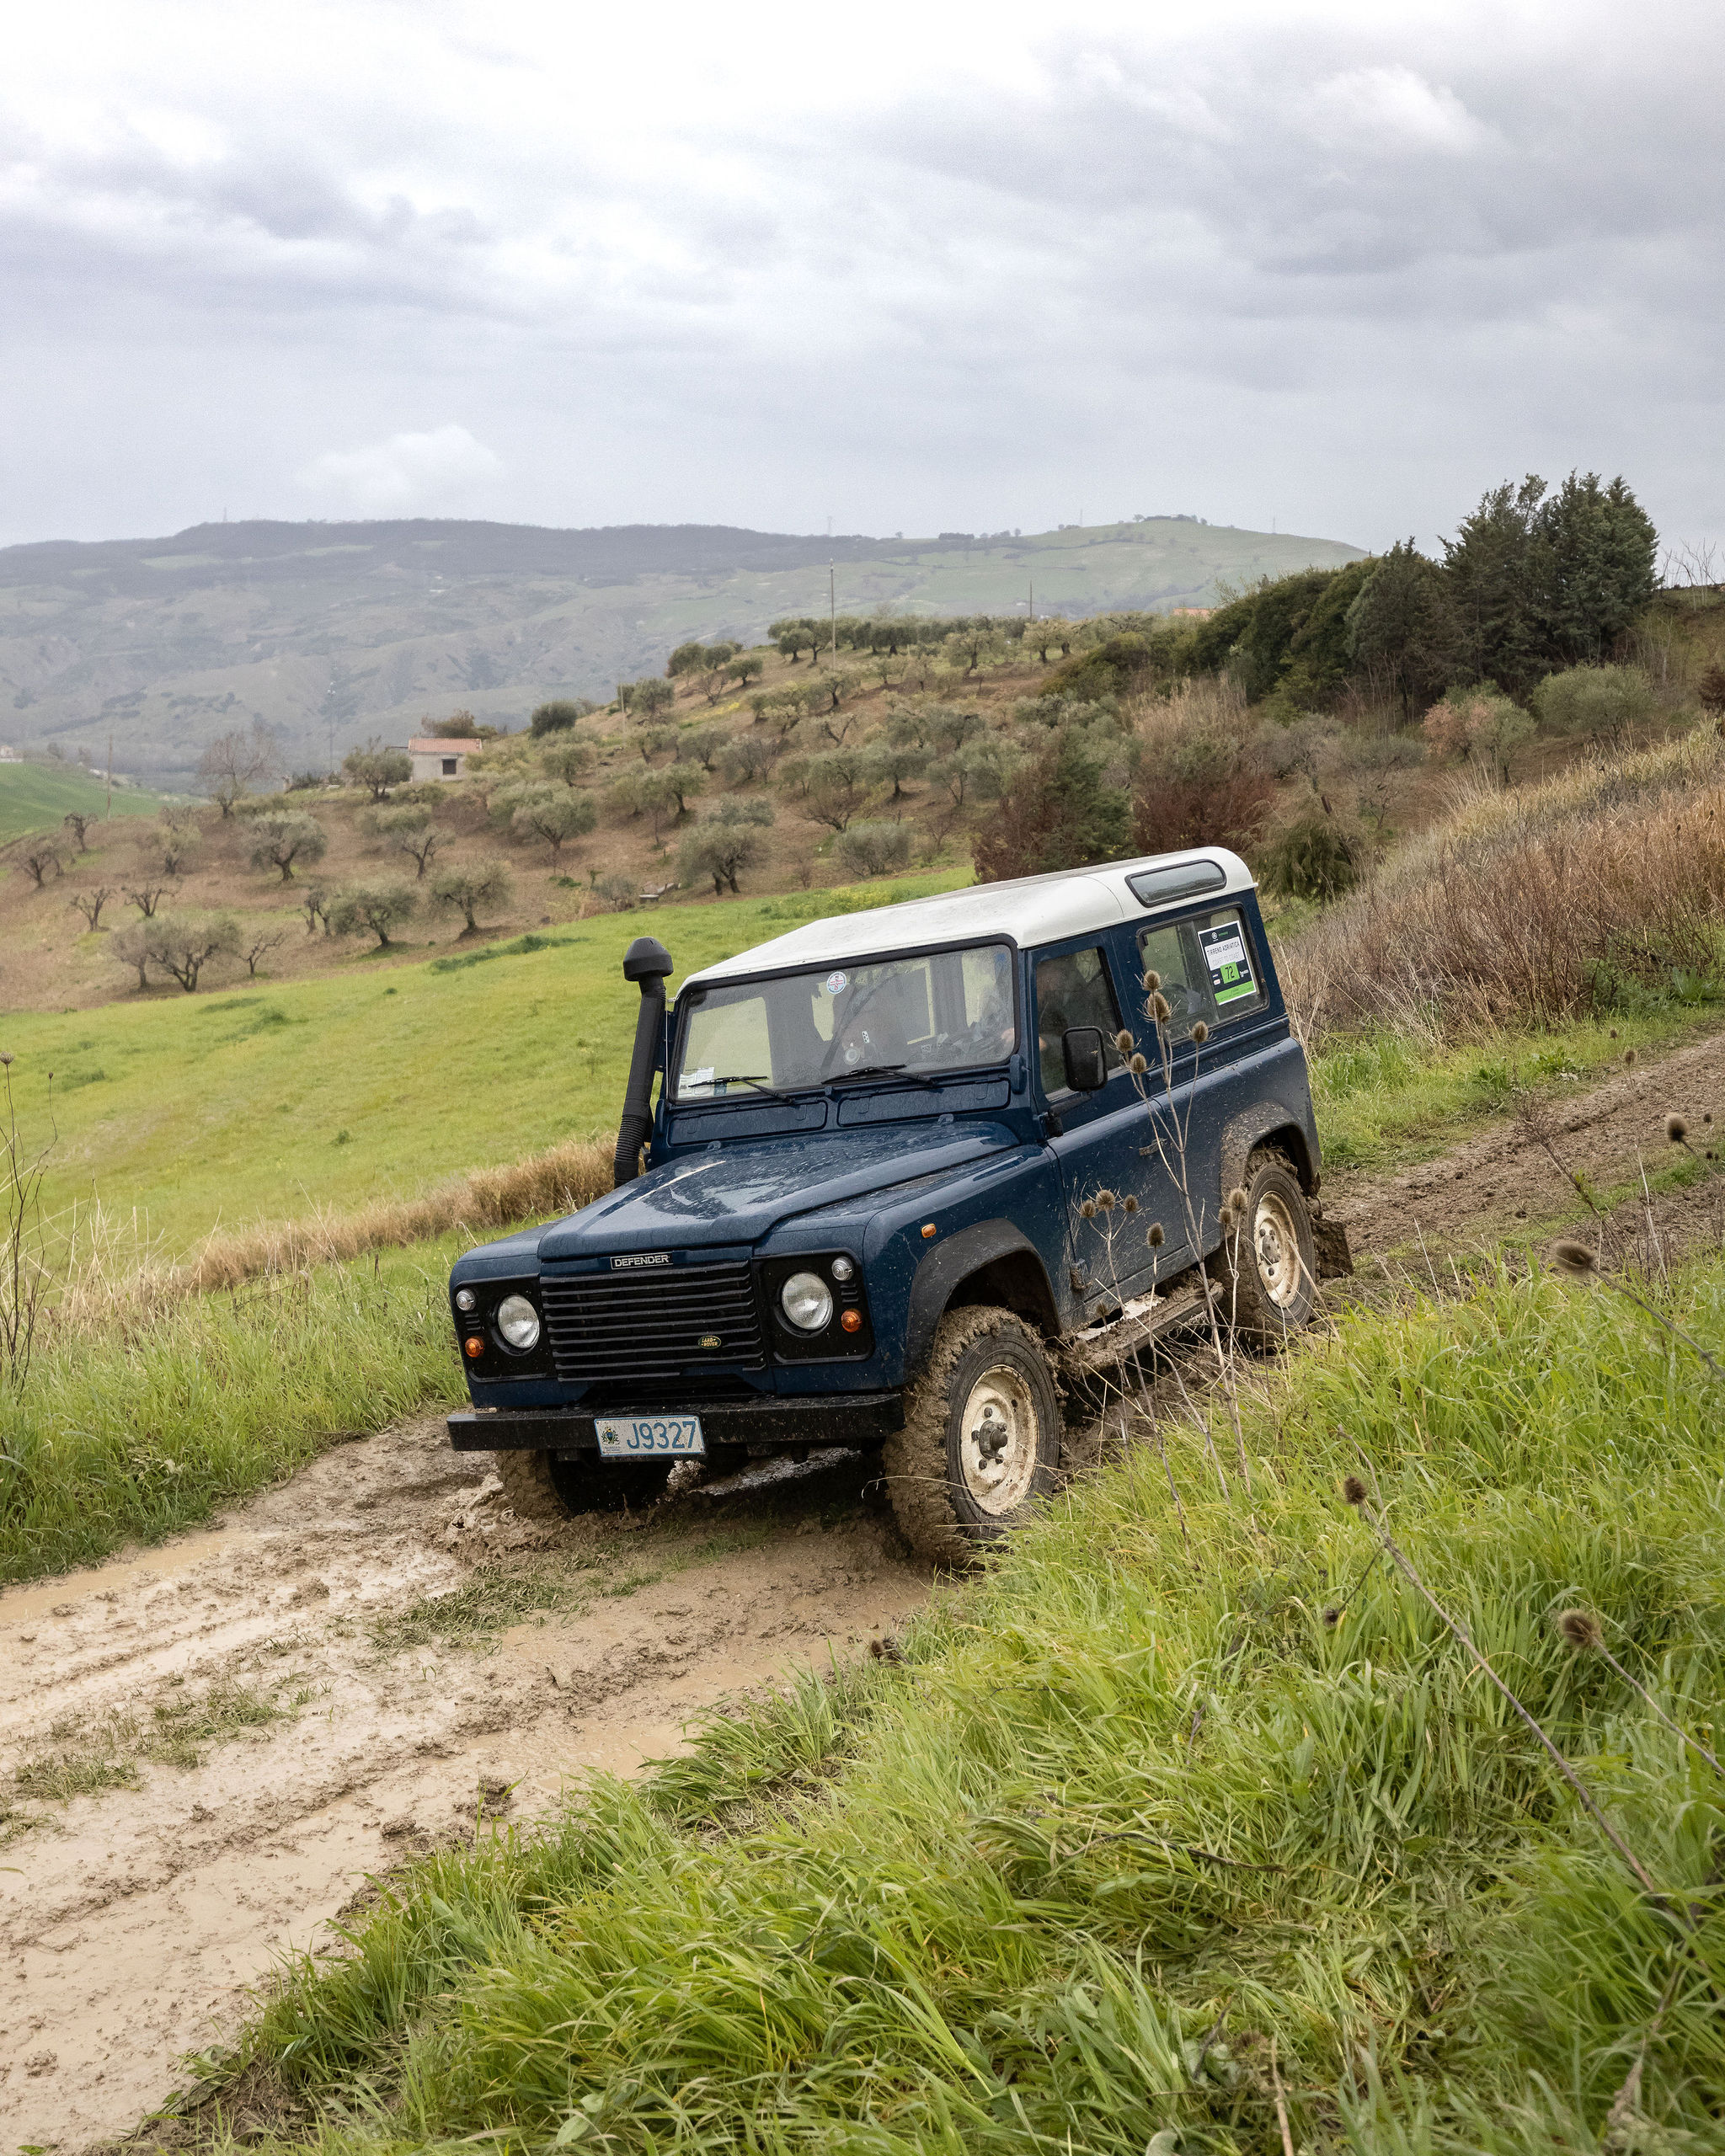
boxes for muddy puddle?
[0,1417,929,2150]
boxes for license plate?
[594,1414,706,1460]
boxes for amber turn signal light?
[463,1335,485,1358]
[921,1222,937,1239]
[840,1308,863,1333]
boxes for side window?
[1033,947,1125,1095]
[1135,907,1266,1040]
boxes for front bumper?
[448,1392,905,1454]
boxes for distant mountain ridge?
[0,515,1364,783]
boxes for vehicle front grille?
[540,1263,765,1381]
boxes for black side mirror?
[1061,1027,1108,1092]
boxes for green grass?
[1307,1003,1725,1175]
[186,1255,1725,2153]
[0,1236,470,1584]
[0,867,967,1255]
[0,760,172,845]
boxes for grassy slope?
[0,761,170,843]
[0,871,967,1254]
[211,1256,1725,2153]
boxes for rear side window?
[1136,907,1265,1037]
[1033,947,1125,1095]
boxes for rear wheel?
[884,1307,1062,1566]
[494,1449,673,1522]
[1210,1147,1317,1348]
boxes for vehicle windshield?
[674,944,1017,1100]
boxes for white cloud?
[296,424,502,513]
[1303,65,1492,154]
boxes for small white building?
[409,736,483,782]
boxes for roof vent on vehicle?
[1126,859,1227,909]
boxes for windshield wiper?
[828,1063,908,1086]
[704,1073,777,1094]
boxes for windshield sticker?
[680,1066,716,1097]
[823,971,848,995]
[1198,921,1258,1007]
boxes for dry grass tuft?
[1282,727,1725,1045]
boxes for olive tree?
[147,912,242,992]
[157,810,201,876]
[677,798,774,896]
[123,880,173,918]
[67,885,115,929]
[330,882,419,947]
[248,812,328,883]
[530,698,599,738]
[62,811,96,853]
[835,820,912,878]
[431,861,514,934]
[341,739,413,799]
[510,787,598,862]
[108,922,156,990]
[20,841,63,888]
[371,804,446,878]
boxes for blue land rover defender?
[446,849,1347,1561]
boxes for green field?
[0,760,171,845]
[0,872,969,1255]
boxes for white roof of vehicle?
[681,848,1255,989]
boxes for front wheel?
[1210,1147,1318,1348]
[884,1307,1062,1565]
[494,1449,673,1521]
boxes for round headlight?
[780,1271,834,1331]
[495,1294,541,1350]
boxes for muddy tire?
[494,1449,673,1521]
[1210,1146,1317,1348]
[884,1307,1062,1566]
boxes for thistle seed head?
[1192,1019,1210,1045]
[1342,1475,1368,1508]
[1097,1188,1117,1212]
[1122,1193,1139,1214]
[1322,1605,1342,1628]
[1666,1113,1689,1144]
[1130,1052,1148,1074]
[1623,1047,1638,1068]
[1146,1222,1166,1248]
[1114,1029,1135,1053]
[1079,1198,1097,1219]
[1226,1186,1249,1219]
[1142,969,1162,993]
[1548,1236,1598,1279]
[1557,1608,1603,1652]
[1151,992,1172,1022]
[0,1051,11,1067]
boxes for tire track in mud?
[0,1419,927,2152]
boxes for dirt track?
[4,1028,1724,2152]
[0,1424,926,2151]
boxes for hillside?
[0,760,169,844]
[0,515,1363,783]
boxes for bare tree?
[62,811,96,853]
[300,886,331,936]
[123,881,174,918]
[107,922,154,991]
[241,928,288,977]
[197,723,280,817]
[0,1055,55,1393]
[20,841,63,888]
[67,886,115,930]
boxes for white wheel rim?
[957,1364,1039,1515]
[1252,1188,1305,1309]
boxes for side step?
[1059,1276,1216,1379]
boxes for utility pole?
[1028,578,1033,623]
[105,730,112,819]
[829,563,836,668]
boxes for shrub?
[1530,664,1658,744]
[1697,664,1725,717]
[834,820,912,878]
[329,882,419,948]
[1258,813,1364,901]
[974,728,1130,881]
[1132,680,1278,853]
[592,874,638,912]
[1421,688,1534,782]
[528,699,597,737]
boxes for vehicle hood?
[536,1122,1014,1261]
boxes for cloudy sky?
[3,0,1720,559]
